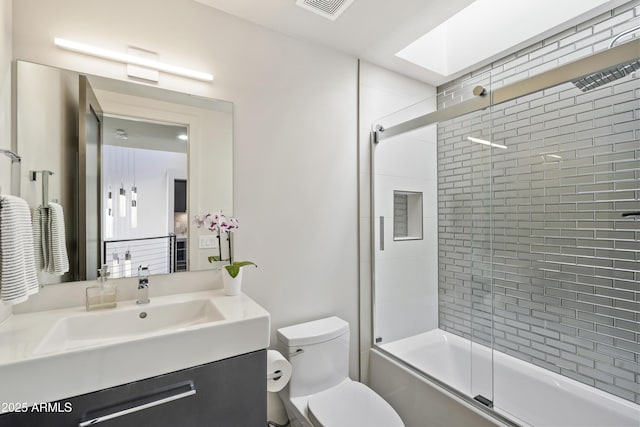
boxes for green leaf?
[223,261,257,278]
[234,261,257,269]
[208,256,229,263]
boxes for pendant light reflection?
[131,148,138,228]
[105,187,113,239]
[118,185,127,217]
[131,190,138,228]
[124,250,132,277]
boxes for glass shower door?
[489,57,640,425]
[371,76,496,403]
[371,116,440,349]
[436,74,495,405]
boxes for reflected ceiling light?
[178,134,188,141]
[54,38,214,82]
[467,137,507,150]
[541,153,562,162]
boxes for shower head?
[571,24,640,92]
[571,59,640,92]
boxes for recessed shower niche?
[393,191,423,241]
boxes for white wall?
[12,0,358,422]
[358,61,437,381]
[0,0,11,322]
[16,61,78,285]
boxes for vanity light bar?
[54,38,214,82]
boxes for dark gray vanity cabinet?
[0,349,266,427]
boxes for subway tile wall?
[437,1,640,404]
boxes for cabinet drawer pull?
[78,381,196,426]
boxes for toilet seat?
[307,380,404,427]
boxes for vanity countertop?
[0,289,270,406]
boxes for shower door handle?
[379,216,384,251]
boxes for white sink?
[34,298,225,354]
[0,289,270,406]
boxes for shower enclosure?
[370,10,640,427]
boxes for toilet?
[277,317,404,427]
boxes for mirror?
[101,116,188,278]
[16,61,233,285]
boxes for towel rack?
[0,149,21,196]
[30,170,55,207]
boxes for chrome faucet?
[137,265,150,304]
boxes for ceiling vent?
[295,0,355,21]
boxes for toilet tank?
[277,317,350,398]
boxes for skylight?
[396,0,614,78]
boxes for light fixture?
[467,137,507,150]
[119,185,127,217]
[105,210,113,239]
[54,38,214,82]
[131,189,138,228]
[130,150,138,228]
[105,188,113,239]
[124,250,132,278]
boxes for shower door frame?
[375,39,640,142]
[369,38,640,425]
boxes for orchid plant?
[193,212,256,278]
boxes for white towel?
[0,195,39,304]
[46,202,69,275]
[32,206,47,271]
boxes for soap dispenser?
[85,264,118,311]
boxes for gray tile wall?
[437,1,640,404]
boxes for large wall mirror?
[16,61,233,285]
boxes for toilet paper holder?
[266,349,292,392]
[267,370,283,381]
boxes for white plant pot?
[222,266,243,296]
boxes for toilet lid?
[307,381,404,427]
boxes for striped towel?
[46,202,69,275]
[0,195,39,304]
[32,206,48,271]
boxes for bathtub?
[379,329,639,427]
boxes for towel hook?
[29,170,55,208]
[0,149,22,196]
